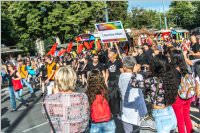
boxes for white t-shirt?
[119,73,147,125]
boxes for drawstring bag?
[91,94,111,123]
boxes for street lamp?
[162,0,168,29]
[159,8,162,29]
[104,1,109,22]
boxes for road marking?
[22,121,48,132]
[191,114,200,121]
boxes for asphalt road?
[1,86,200,133]
[1,86,50,133]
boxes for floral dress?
[144,77,165,106]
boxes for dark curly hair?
[169,50,189,76]
[86,70,108,105]
[149,54,180,105]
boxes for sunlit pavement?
[1,86,50,133]
[1,86,200,133]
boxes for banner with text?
[95,21,127,43]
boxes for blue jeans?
[8,86,27,110]
[152,106,177,133]
[20,78,34,96]
[122,121,140,133]
[90,120,116,133]
[1,73,8,84]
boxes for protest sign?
[95,21,127,43]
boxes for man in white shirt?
[119,56,147,133]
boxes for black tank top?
[8,71,18,86]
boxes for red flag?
[75,36,82,42]
[46,43,58,56]
[84,42,90,50]
[77,44,84,54]
[67,42,73,53]
[58,49,67,56]
[96,39,101,51]
[147,37,153,46]
[89,41,94,49]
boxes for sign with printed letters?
[95,21,127,43]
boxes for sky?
[128,0,172,12]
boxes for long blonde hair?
[54,66,77,92]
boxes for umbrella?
[75,34,95,42]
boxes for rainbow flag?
[95,21,123,31]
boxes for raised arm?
[114,42,122,59]
[183,51,193,66]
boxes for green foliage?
[127,7,162,29]
[1,1,107,52]
[107,1,128,23]
[1,11,18,46]
[168,1,199,29]
[1,2,18,46]
[4,0,200,55]
[128,1,200,30]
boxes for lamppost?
[159,8,162,29]
[104,1,109,22]
[162,0,168,29]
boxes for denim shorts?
[152,106,177,133]
[90,120,116,133]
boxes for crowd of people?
[1,34,200,133]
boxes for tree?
[168,1,196,29]
[128,7,162,29]
[1,2,19,46]
[192,1,200,28]
[107,1,128,26]
[1,12,18,46]
[1,1,105,53]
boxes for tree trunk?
[35,38,45,56]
